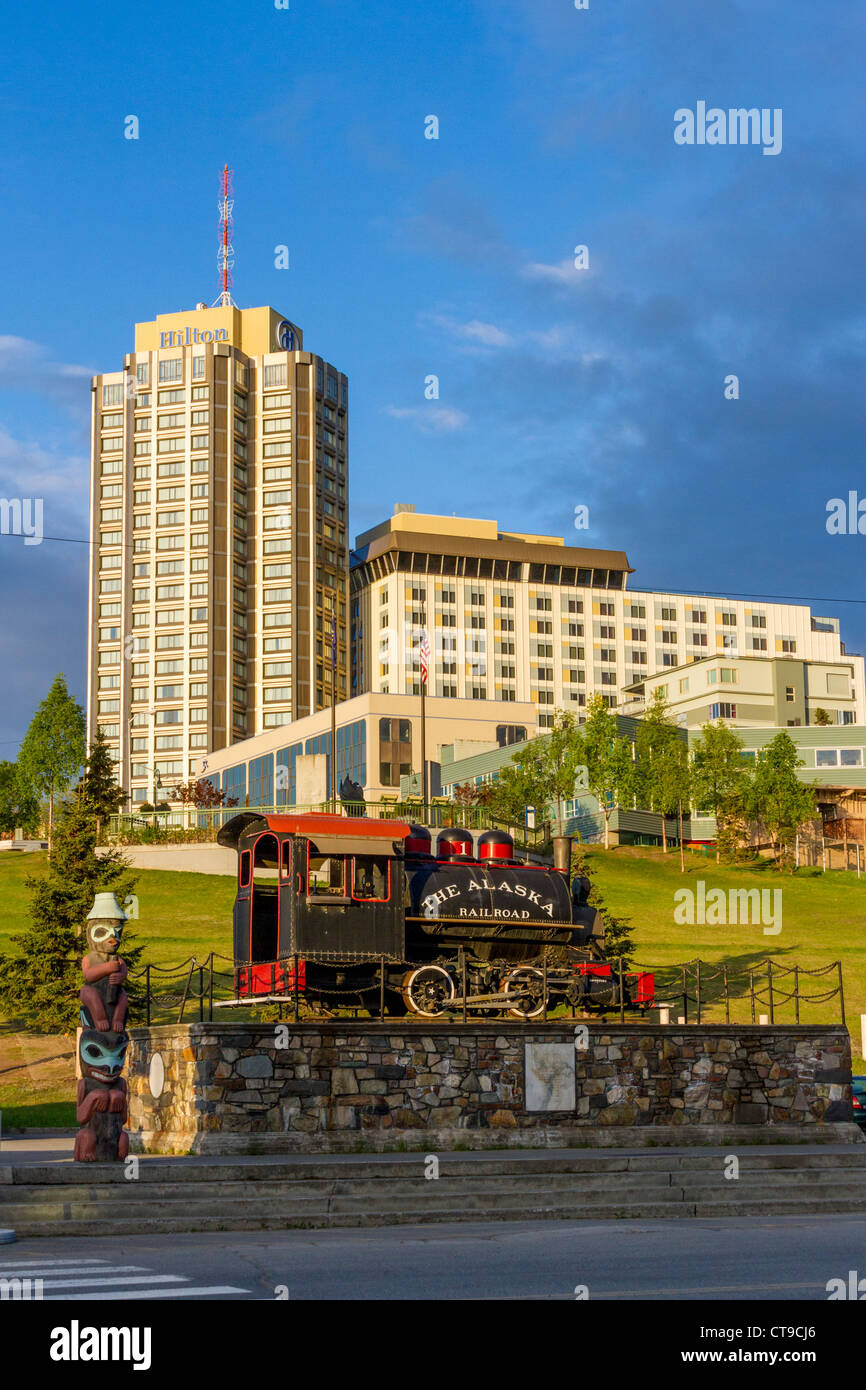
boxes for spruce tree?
[79,728,126,840]
[0,797,141,1032]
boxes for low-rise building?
[622,654,863,729]
[195,692,536,809]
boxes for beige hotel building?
[86,303,348,804]
[349,508,866,726]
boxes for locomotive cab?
[217,812,413,999]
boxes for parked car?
[852,1076,866,1128]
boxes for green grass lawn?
[0,1098,76,1130]
[0,851,236,967]
[583,845,866,1065]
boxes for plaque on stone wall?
[525,1042,576,1112]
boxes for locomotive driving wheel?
[401,965,456,1018]
[502,966,548,1020]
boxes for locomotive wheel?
[502,966,548,1020]
[401,965,456,1018]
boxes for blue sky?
[1,0,865,753]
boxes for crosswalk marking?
[0,1258,112,1269]
[50,1286,249,1301]
[0,1256,253,1300]
[0,1264,149,1277]
[38,1274,187,1290]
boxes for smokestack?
[552,835,572,875]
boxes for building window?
[709,702,737,719]
[102,384,123,406]
[158,359,182,383]
[264,363,287,389]
[378,718,411,787]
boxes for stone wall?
[127,1021,853,1154]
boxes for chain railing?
[128,953,846,1028]
[634,958,846,1027]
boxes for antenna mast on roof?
[213,164,236,307]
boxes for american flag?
[331,614,337,671]
[419,628,431,685]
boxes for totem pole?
[74,893,130,1162]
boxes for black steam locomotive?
[217,812,653,1019]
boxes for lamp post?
[151,770,162,826]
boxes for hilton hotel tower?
[86,304,348,805]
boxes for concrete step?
[5,1160,866,1204]
[12,1192,866,1238]
[6,1148,866,1186]
[6,1144,866,1237]
[0,1170,683,1205]
[12,1171,866,1220]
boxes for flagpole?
[331,612,337,812]
[420,605,428,814]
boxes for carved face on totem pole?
[85,918,123,961]
[78,1029,129,1085]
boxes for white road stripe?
[0,1259,111,1269]
[38,1274,187,1290]
[46,1285,251,1300]
[0,1264,148,1277]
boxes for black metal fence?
[636,958,845,1027]
[129,953,846,1028]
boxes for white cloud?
[0,427,89,522]
[523,258,583,284]
[385,405,469,433]
[0,335,94,415]
[452,318,512,347]
[426,314,513,349]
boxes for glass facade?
[248,754,275,806]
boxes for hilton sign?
[157,319,298,350]
[159,327,229,347]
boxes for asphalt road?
[2,1214,865,1300]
